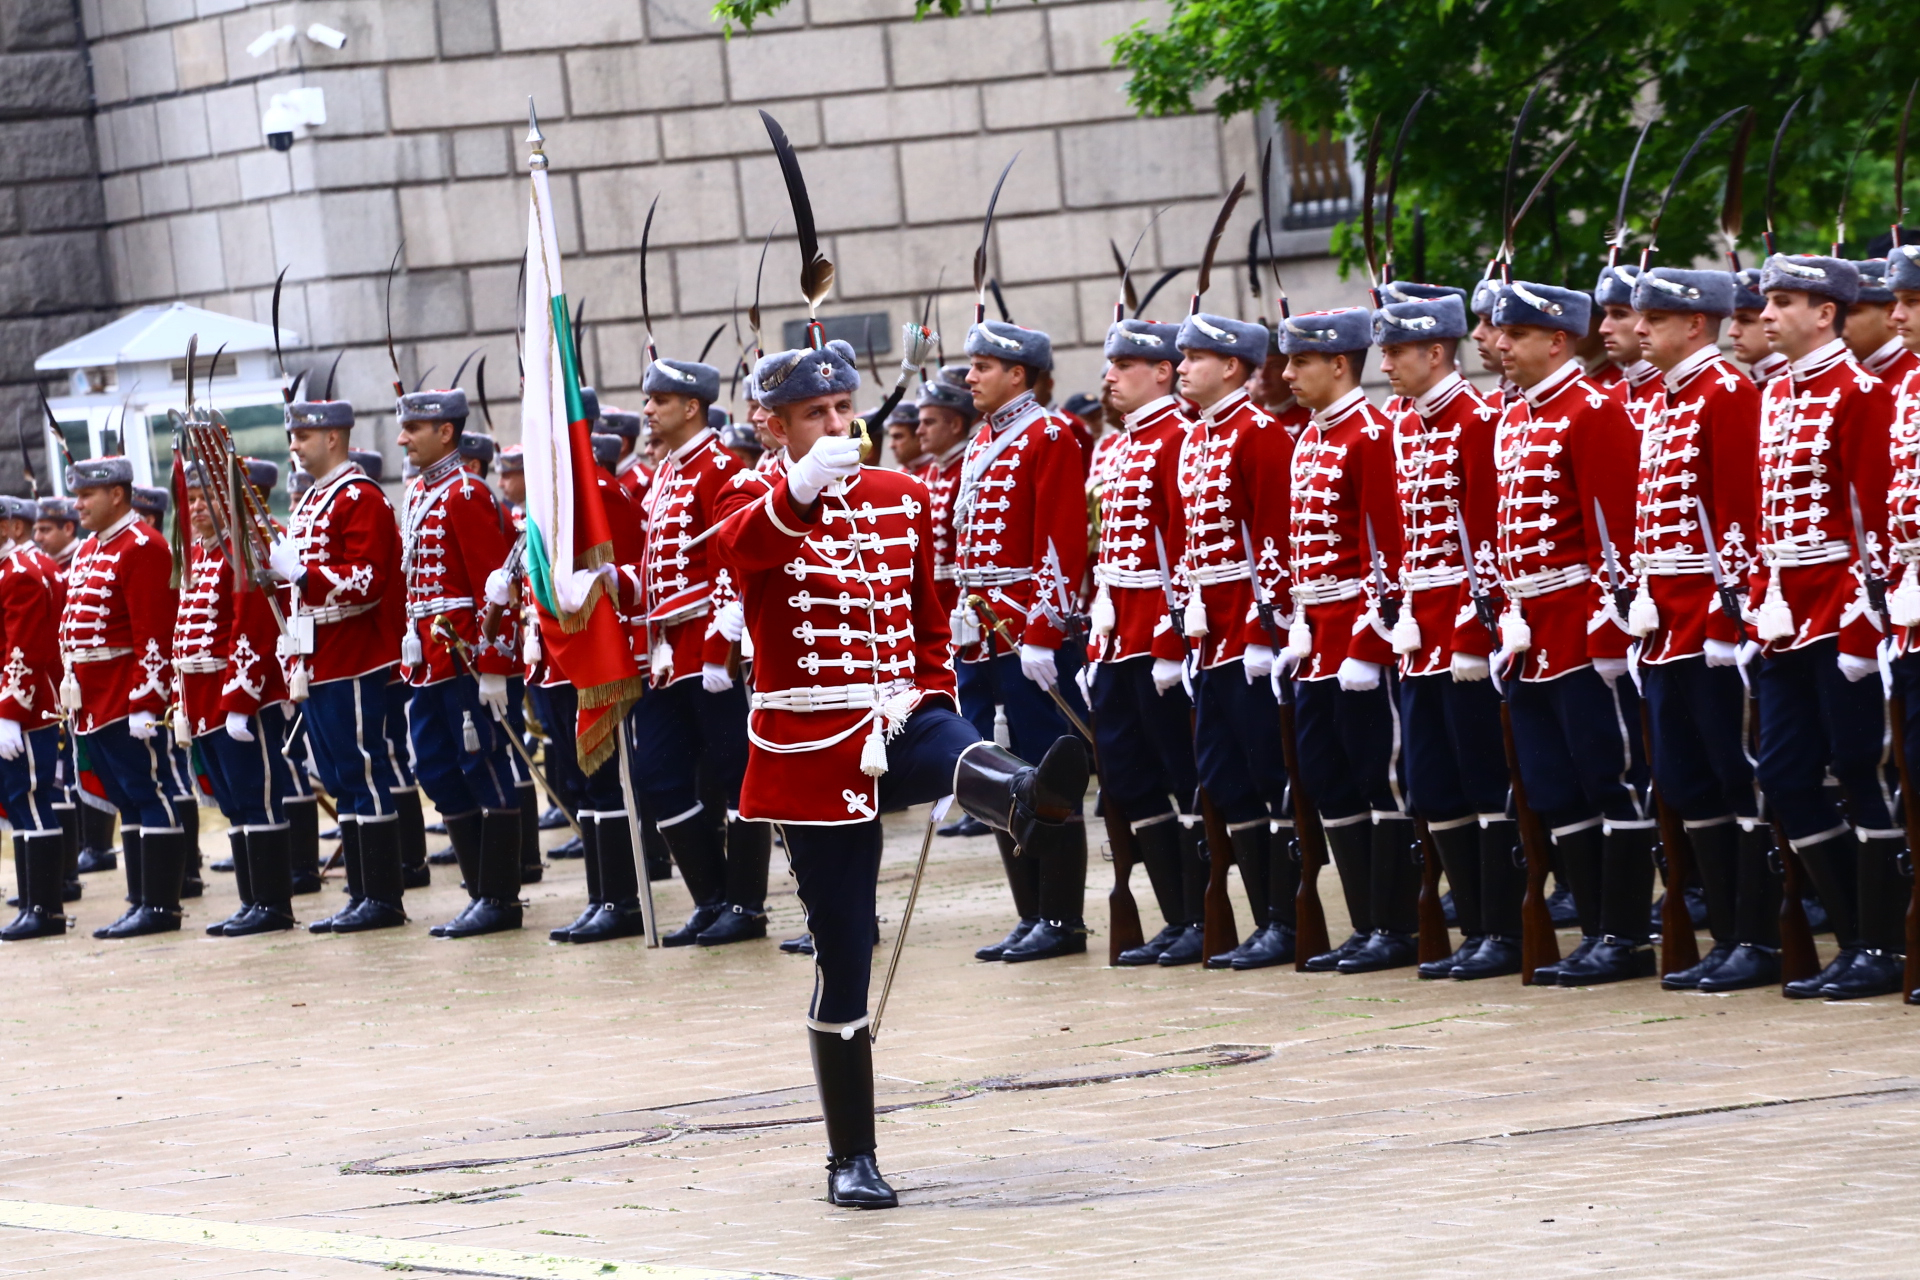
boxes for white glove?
[1449,652,1490,683]
[484,567,514,607]
[268,538,304,584]
[787,434,864,506]
[1075,662,1095,702]
[0,718,22,761]
[1151,657,1184,694]
[701,662,734,693]
[1243,644,1275,682]
[1736,640,1762,668]
[1838,651,1878,683]
[1703,638,1740,668]
[714,600,745,644]
[1593,657,1629,687]
[1276,647,1301,680]
[555,562,617,615]
[477,672,509,715]
[1019,643,1059,691]
[224,711,254,742]
[128,709,159,740]
[1336,658,1382,692]
[900,322,936,371]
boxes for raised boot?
[1662,821,1738,988]
[286,797,322,895]
[1116,817,1186,965]
[98,826,185,938]
[438,809,524,938]
[428,811,484,936]
[394,787,431,889]
[1783,831,1863,998]
[1419,820,1485,979]
[331,817,407,932]
[553,813,603,941]
[1531,825,1602,983]
[207,829,254,935]
[698,817,773,945]
[77,802,117,874]
[516,782,543,883]
[1155,821,1208,966]
[1339,817,1419,974]
[658,806,727,945]
[975,831,1040,960]
[1305,820,1375,971]
[2,833,67,940]
[571,812,647,942]
[808,1025,898,1209]
[1003,818,1090,962]
[228,826,297,935]
[1557,826,1657,986]
[308,818,360,932]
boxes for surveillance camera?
[262,98,297,151]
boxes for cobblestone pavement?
[2,806,1916,1279]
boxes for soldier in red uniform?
[885,400,925,472]
[914,377,973,625]
[1593,264,1662,417]
[714,337,1088,1210]
[1469,277,1518,412]
[1489,280,1650,986]
[176,459,300,937]
[1173,310,1299,970]
[1750,253,1907,1000]
[395,387,524,938]
[57,456,184,938]
[1621,268,1771,991]
[1848,260,1919,386]
[1278,308,1414,974]
[1730,268,1790,390]
[1884,243,1920,1006]
[632,355,769,947]
[602,406,652,504]
[1374,291,1522,981]
[0,495,70,940]
[954,320,1091,961]
[273,399,410,933]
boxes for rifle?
[1892,687,1920,1005]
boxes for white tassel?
[401,630,423,667]
[650,638,674,681]
[1183,591,1209,639]
[1499,607,1531,653]
[462,710,481,753]
[1892,565,1920,628]
[59,668,80,711]
[289,662,309,702]
[1389,609,1422,655]
[859,719,889,777]
[993,704,1011,748]
[1090,583,1117,637]
[173,707,191,748]
[1286,617,1312,659]
[1756,572,1794,643]
[1627,585,1660,638]
[524,619,541,664]
[950,604,981,648]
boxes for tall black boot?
[698,817,772,945]
[640,807,672,879]
[1270,822,1300,931]
[207,829,253,935]
[1533,824,1604,982]
[1219,823,1295,970]
[2,832,67,940]
[1817,836,1910,999]
[1339,816,1418,973]
[119,822,143,907]
[1003,819,1090,962]
[660,806,728,945]
[4,834,28,932]
[97,826,183,938]
[333,818,407,931]
[807,1027,898,1209]
[1698,825,1784,992]
[1663,822,1739,988]
[228,826,296,935]
[554,813,603,940]
[1558,826,1657,985]
[77,802,117,874]
[516,782,543,883]
[178,803,203,898]
[1419,821,1484,978]
[1783,831,1864,997]
[1117,818,1186,964]
[1453,819,1524,979]
[1304,820,1374,971]
[429,811,485,936]
[953,737,1091,851]
[572,812,648,942]
[286,797,322,894]
[1156,820,1207,966]
[55,803,81,900]
[309,818,360,932]
[392,787,431,888]
[976,830,1041,959]
[439,809,524,938]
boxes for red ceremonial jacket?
[712,464,955,825]
[1287,388,1402,680]
[1863,338,1920,388]
[57,510,174,733]
[284,461,404,685]
[1752,339,1894,659]
[1391,372,1501,676]
[615,451,653,506]
[1629,347,1761,664]
[1748,351,1790,393]
[0,540,64,729]
[1608,359,1664,428]
[951,392,1088,660]
[173,539,288,736]
[920,440,966,620]
[400,455,514,687]
[637,428,738,686]
[1177,386,1293,668]
[1092,396,1190,664]
[1494,360,1639,681]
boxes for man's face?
[74,484,128,533]
[1280,350,1355,411]
[0,517,29,546]
[1843,300,1896,360]
[287,427,347,476]
[1495,325,1566,389]
[644,392,703,447]
[1633,308,1709,373]
[1761,290,1835,362]
[917,406,969,457]
[767,393,856,462]
[1598,304,1642,363]
[645,437,667,465]
[187,486,215,540]
[500,471,526,505]
[966,356,1028,415]
[1893,289,1920,352]
[1469,316,1503,374]
[1377,341,1449,400]
[1251,351,1291,407]
[396,417,458,469]
[1101,357,1172,416]
[1177,348,1245,409]
[886,420,923,467]
[1727,309,1770,364]
[33,518,73,555]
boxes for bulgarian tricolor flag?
[520,117,642,774]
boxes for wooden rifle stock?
[1641,702,1700,976]
[1414,816,1451,965]
[1501,697,1560,983]
[1092,729,1146,964]
[1278,692,1331,967]
[1199,786,1240,966]
[1772,819,1820,984]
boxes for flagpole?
[616,716,659,947]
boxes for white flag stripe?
[520,163,573,615]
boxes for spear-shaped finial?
[527,98,547,171]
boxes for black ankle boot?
[1785,947,1862,998]
[1555,935,1656,986]
[1662,940,1735,990]
[1695,942,1781,992]
[1155,922,1204,966]
[1451,934,1522,980]
[1818,948,1906,1000]
[1336,929,1417,973]
[808,1025,898,1209]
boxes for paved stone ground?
[2,803,1917,1279]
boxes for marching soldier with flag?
[0,494,71,940]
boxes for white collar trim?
[1521,358,1585,408]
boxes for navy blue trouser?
[1399,671,1508,823]
[1090,656,1198,823]
[407,675,517,816]
[1192,661,1288,826]
[1754,639,1898,841]
[628,675,748,824]
[529,681,623,815]
[80,718,181,831]
[304,668,402,820]
[956,646,1087,758]
[385,676,417,788]
[0,723,64,834]
[1506,667,1648,833]
[779,704,983,1026]
[1293,674,1404,823]
[198,703,296,828]
[1641,657,1759,823]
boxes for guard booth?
[34,303,297,514]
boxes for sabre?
[1363,513,1400,629]
[1848,483,1891,631]
[869,794,953,1043]
[1453,505,1499,641]
[1590,498,1634,625]
[1240,521,1282,648]
[1693,494,1747,633]
[966,593,1092,743]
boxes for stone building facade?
[13,0,1359,462]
